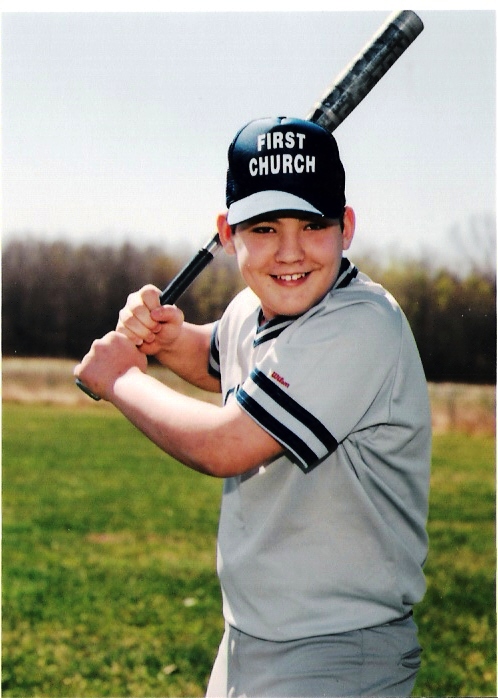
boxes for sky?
[2,5,496,271]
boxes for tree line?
[3,238,496,384]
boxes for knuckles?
[91,330,127,353]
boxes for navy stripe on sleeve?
[237,369,338,472]
[208,321,221,379]
[251,369,338,453]
[237,388,320,471]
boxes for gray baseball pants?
[206,614,422,697]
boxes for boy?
[74,116,431,697]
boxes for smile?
[273,272,309,281]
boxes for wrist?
[108,365,146,403]
[154,331,184,366]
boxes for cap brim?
[227,190,323,226]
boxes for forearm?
[111,367,235,476]
[155,321,220,393]
[74,331,283,476]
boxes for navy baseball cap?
[226,116,346,225]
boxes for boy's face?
[218,208,355,322]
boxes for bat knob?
[75,378,101,401]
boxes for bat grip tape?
[159,234,221,305]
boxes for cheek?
[234,238,268,273]
[312,235,342,262]
[233,247,256,285]
[233,241,251,271]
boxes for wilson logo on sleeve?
[271,371,290,388]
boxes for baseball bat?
[76,9,423,400]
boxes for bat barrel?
[307,10,424,132]
[394,9,424,41]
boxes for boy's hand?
[116,284,185,356]
[74,331,147,402]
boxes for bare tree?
[447,213,496,281]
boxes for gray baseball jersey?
[208,257,431,641]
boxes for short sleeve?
[208,321,221,379]
[236,294,402,471]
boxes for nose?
[275,229,305,263]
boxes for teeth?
[278,273,306,281]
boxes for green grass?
[2,404,224,697]
[413,432,496,696]
[2,403,496,697]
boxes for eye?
[304,218,339,231]
[304,221,327,231]
[251,224,276,234]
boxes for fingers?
[115,284,185,352]
[74,331,147,402]
[150,304,184,325]
[116,285,162,344]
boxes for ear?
[217,213,237,256]
[341,206,356,251]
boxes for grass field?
[2,369,496,697]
